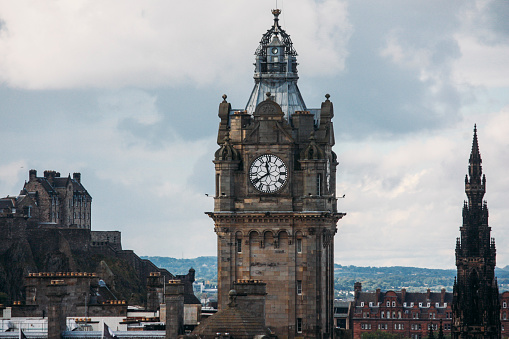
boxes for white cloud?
[0,161,27,196]
[0,0,351,89]
[335,110,509,268]
[452,35,509,87]
[1,0,508,270]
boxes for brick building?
[351,283,453,339]
[206,8,345,339]
[351,285,509,339]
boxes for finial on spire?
[266,92,272,100]
[222,94,227,103]
[325,93,330,101]
[470,124,480,164]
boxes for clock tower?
[207,9,345,339]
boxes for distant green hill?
[142,256,509,298]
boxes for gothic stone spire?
[452,125,500,339]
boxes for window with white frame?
[297,280,302,295]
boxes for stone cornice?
[205,211,345,224]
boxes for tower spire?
[246,9,306,117]
[466,124,485,208]
[452,125,500,339]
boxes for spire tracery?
[255,9,297,57]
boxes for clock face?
[249,154,288,193]
[272,47,278,54]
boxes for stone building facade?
[21,169,92,229]
[206,9,345,339]
[351,283,453,339]
[0,169,173,307]
[452,126,501,339]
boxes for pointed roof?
[466,124,484,189]
[245,9,307,117]
[469,124,482,167]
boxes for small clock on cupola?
[267,36,284,72]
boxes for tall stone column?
[164,280,185,339]
[47,280,69,339]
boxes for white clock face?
[249,154,288,193]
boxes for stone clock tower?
[207,9,345,339]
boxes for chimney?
[44,170,56,184]
[165,280,185,339]
[401,288,406,303]
[146,272,164,312]
[233,280,267,321]
[354,282,362,300]
[441,288,446,304]
[426,288,431,300]
[376,288,381,304]
[29,169,37,181]
[47,280,69,339]
[73,173,81,183]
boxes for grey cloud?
[326,1,467,140]
[481,0,509,44]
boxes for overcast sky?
[1,0,508,269]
